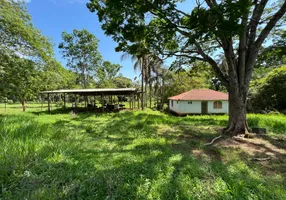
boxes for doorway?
[201,101,208,114]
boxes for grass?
[0,105,285,199]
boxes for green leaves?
[59,29,103,88]
[0,0,53,62]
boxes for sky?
[25,0,195,80]
[25,0,138,79]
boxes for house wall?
[169,99,181,113]
[207,100,229,114]
[178,101,202,114]
[169,100,202,114]
[169,100,229,114]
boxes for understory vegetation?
[0,107,285,199]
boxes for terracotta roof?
[168,89,228,101]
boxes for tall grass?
[0,109,285,199]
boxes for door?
[201,101,208,114]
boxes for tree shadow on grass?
[1,112,286,199]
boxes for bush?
[7,100,14,104]
[249,66,286,112]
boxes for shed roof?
[40,88,137,95]
[168,89,228,101]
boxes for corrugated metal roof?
[168,89,228,101]
[40,88,137,94]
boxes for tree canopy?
[59,29,103,88]
[87,0,286,134]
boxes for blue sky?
[25,0,194,79]
[26,0,138,79]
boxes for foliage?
[0,0,53,62]
[113,75,133,88]
[0,109,285,199]
[250,66,286,112]
[59,29,102,88]
[87,0,286,133]
[256,30,286,68]
[0,56,39,103]
[96,61,122,87]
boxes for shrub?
[249,66,286,112]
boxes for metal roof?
[40,88,138,95]
[168,89,228,101]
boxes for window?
[171,100,173,107]
[188,101,192,104]
[213,101,222,109]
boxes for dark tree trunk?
[141,62,144,110]
[21,100,27,112]
[149,81,152,108]
[145,80,148,107]
[223,82,249,135]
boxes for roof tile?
[168,89,228,101]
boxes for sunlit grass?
[0,106,285,199]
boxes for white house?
[168,89,229,115]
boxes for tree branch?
[255,1,286,48]
[247,0,268,48]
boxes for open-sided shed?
[40,88,139,112]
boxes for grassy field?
[0,104,285,199]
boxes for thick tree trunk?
[141,67,144,110]
[21,100,27,112]
[224,84,249,135]
[149,81,152,108]
[145,80,147,107]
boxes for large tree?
[59,29,102,89]
[87,0,286,134]
[0,0,54,111]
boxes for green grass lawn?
[0,105,285,199]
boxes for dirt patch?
[214,136,286,158]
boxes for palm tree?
[121,53,147,110]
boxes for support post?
[48,93,51,113]
[129,95,131,109]
[41,95,43,111]
[63,93,66,109]
[137,93,140,109]
[75,94,78,108]
[133,94,135,110]
[101,94,104,112]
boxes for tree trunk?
[223,84,249,135]
[145,80,148,107]
[141,61,145,110]
[149,81,152,108]
[21,100,27,112]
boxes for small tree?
[59,29,102,89]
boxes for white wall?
[207,100,228,114]
[169,100,229,114]
[169,100,201,114]
[169,100,181,113]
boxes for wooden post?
[41,95,43,111]
[63,93,66,109]
[75,94,78,108]
[129,95,131,109]
[133,94,135,110]
[48,93,51,113]
[137,93,140,109]
[101,94,104,112]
